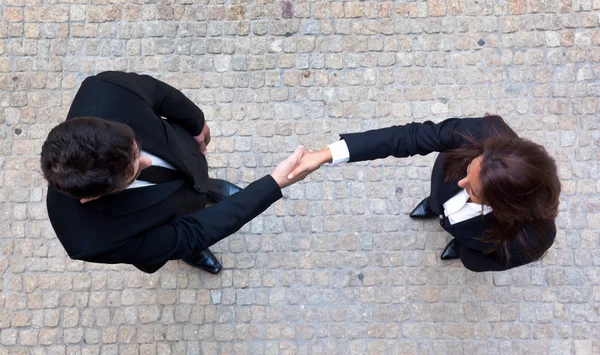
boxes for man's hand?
[271,145,311,189]
[287,148,332,180]
[193,123,211,155]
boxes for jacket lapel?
[429,152,463,215]
[442,213,497,252]
[129,118,195,182]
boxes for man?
[41,71,309,274]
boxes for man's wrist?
[269,174,285,189]
[266,174,285,191]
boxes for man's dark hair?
[41,117,138,199]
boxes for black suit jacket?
[340,116,556,272]
[46,71,283,273]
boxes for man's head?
[41,117,151,201]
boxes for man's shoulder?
[74,71,143,95]
[46,187,94,257]
[46,186,138,257]
[69,73,120,106]
[67,73,153,124]
[74,72,125,95]
[82,71,134,83]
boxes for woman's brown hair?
[444,118,561,265]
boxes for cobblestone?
[0,1,598,354]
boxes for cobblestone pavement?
[1,1,599,354]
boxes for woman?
[289,116,561,272]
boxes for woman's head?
[457,155,484,204]
[445,133,561,263]
[476,137,561,224]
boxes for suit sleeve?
[340,117,487,163]
[115,175,282,270]
[95,71,205,136]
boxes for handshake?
[270,145,333,189]
[195,123,333,189]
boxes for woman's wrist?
[320,148,333,164]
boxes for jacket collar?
[87,180,184,217]
[129,119,195,182]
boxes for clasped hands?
[270,145,332,189]
[196,123,331,190]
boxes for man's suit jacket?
[46,71,283,273]
[340,116,556,272]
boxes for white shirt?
[442,188,493,224]
[328,140,493,225]
[127,150,177,189]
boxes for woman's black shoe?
[441,239,460,260]
[409,197,437,218]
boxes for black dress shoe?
[207,179,242,203]
[441,239,460,260]
[409,196,437,219]
[182,249,222,274]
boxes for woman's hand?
[270,146,307,188]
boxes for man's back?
[66,72,210,191]
[47,179,197,263]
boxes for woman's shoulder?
[481,115,520,140]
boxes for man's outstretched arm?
[85,146,311,272]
